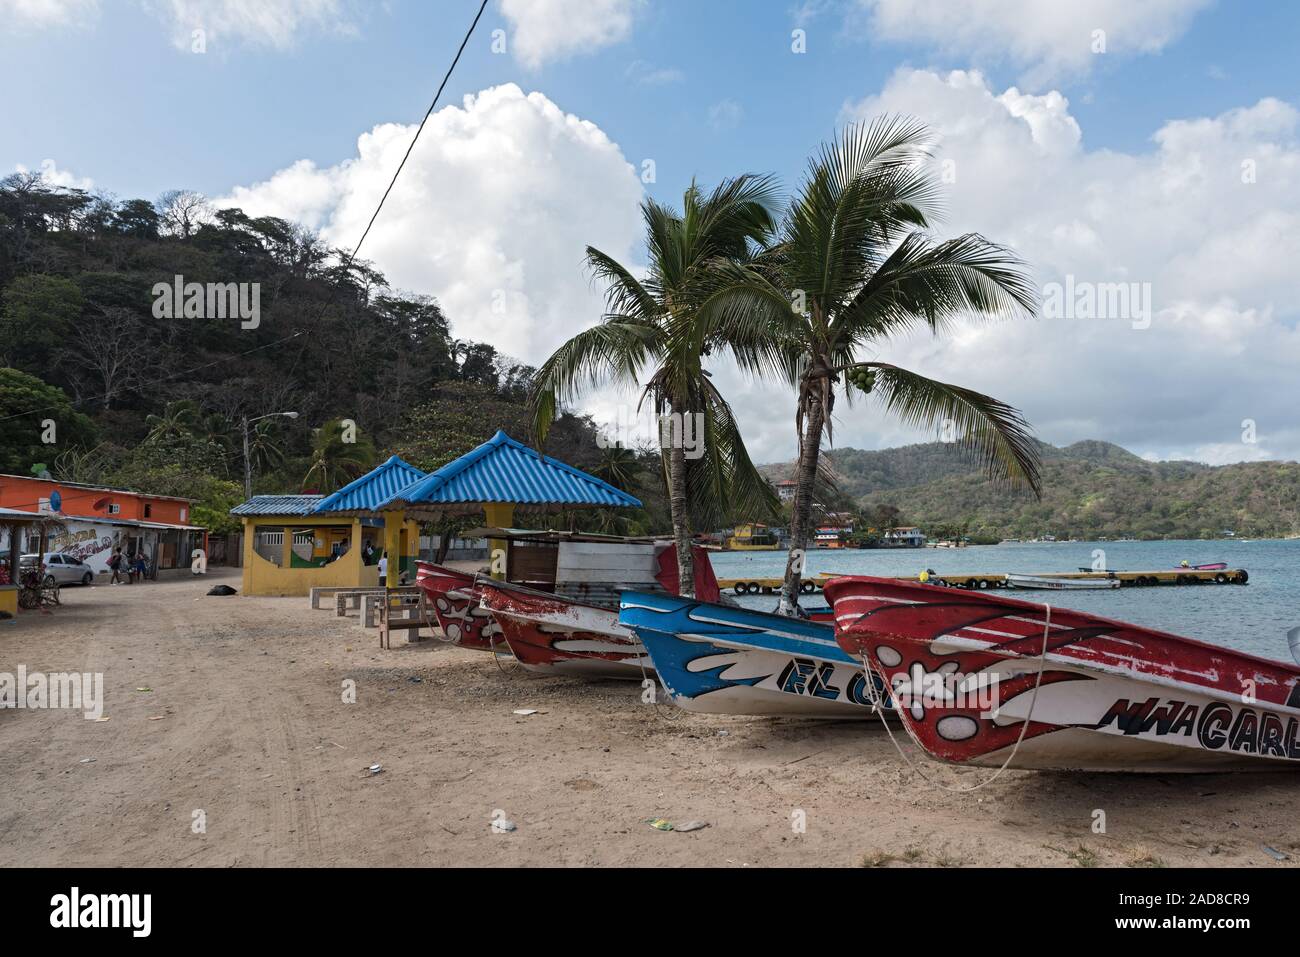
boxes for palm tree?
[246,419,286,479]
[531,176,782,597]
[144,399,201,444]
[702,118,1042,614]
[591,444,645,493]
[302,418,378,492]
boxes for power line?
[285,0,490,378]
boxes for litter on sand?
[646,818,708,833]
[364,764,383,776]
[512,709,541,716]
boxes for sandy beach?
[1,569,1297,868]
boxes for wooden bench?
[334,586,413,617]
[310,586,362,609]
[377,591,431,649]
[362,591,421,628]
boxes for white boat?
[1005,573,1120,591]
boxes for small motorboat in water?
[826,576,1300,772]
[1178,561,1228,571]
[619,591,889,717]
[1005,573,1120,591]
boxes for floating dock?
[717,567,1248,595]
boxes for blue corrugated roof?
[379,430,641,509]
[231,495,324,516]
[311,455,426,514]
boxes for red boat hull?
[478,580,651,679]
[415,562,503,652]
[825,576,1300,772]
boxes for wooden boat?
[826,576,1300,771]
[618,591,889,717]
[1006,573,1120,591]
[414,561,503,652]
[478,577,652,679]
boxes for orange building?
[0,474,205,578]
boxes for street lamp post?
[241,411,299,500]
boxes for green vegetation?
[530,175,783,595]
[764,439,1300,541]
[0,172,663,528]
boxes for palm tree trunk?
[778,391,825,614]
[667,417,695,599]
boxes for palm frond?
[836,231,1038,346]
[864,362,1042,495]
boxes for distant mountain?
[761,440,1300,540]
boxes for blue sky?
[4,0,1299,464]
[5,1,1296,201]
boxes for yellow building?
[232,494,420,597]
[726,523,781,550]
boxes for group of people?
[107,547,150,585]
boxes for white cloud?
[714,68,1300,467]
[846,0,1212,86]
[500,0,639,69]
[624,59,684,86]
[0,0,97,27]
[143,0,356,50]
[0,0,355,46]
[14,158,94,189]
[217,83,645,367]
[708,98,743,131]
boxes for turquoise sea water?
[711,539,1300,663]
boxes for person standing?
[108,547,125,585]
[377,551,387,582]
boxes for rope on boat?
[859,602,1053,794]
[634,649,684,721]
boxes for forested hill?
[762,440,1300,541]
[0,173,667,534]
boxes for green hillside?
[763,441,1300,541]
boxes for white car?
[20,553,95,586]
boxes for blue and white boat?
[618,591,891,718]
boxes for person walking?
[108,547,125,585]
[132,551,148,583]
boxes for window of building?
[144,504,153,518]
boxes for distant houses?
[884,526,926,548]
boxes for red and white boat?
[415,562,503,652]
[825,575,1300,772]
[478,577,651,679]
[421,532,723,677]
